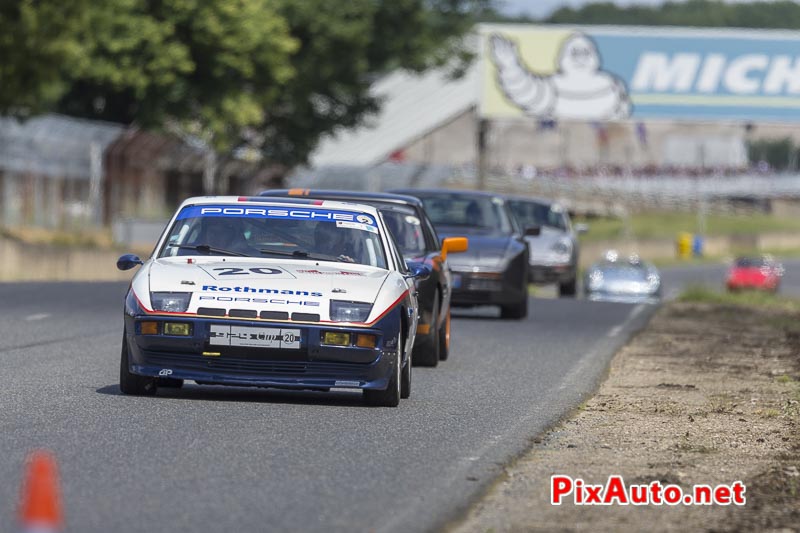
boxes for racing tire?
[438,309,450,361]
[558,277,577,298]
[364,335,401,407]
[400,347,411,399]
[413,292,440,367]
[500,299,528,320]
[119,331,157,396]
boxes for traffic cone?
[18,450,63,533]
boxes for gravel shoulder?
[451,301,800,532]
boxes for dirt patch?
[451,302,800,532]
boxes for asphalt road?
[2,260,797,532]
[0,281,658,533]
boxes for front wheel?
[364,334,401,407]
[119,330,157,396]
[413,292,439,367]
[558,277,577,297]
[438,310,450,361]
[400,349,411,399]
[500,299,528,320]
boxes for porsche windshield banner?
[479,24,800,122]
[176,205,378,230]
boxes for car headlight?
[150,292,192,313]
[646,274,660,292]
[329,300,373,322]
[587,271,604,291]
[551,238,573,256]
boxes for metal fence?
[288,162,800,217]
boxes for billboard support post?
[477,118,489,191]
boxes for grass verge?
[679,284,800,312]
[576,211,800,244]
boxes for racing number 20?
[213,267,282,276]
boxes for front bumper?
[528,263,575,284]
[449,271,527,306]
[124,313,400,390]
[727,280,776,291]
[585,291,660,304]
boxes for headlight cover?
[587,270,604,291]
[551,237,573,256]
[329,300,373,322]
[150,292,192,313]
[646,274,661,293]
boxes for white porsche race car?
[117,196,428,406]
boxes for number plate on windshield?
[209,325,301,349]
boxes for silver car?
[507,197,586,297]
[584,251,662,304]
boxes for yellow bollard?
[676,232,692,260]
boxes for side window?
[384,222,409,274]
[504,202,522,235]
[419,208,440,252]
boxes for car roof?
[260,189,424,208]
[390,188,506,200]
[175,195,382,218]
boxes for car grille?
[464,277,503,292]
[143,351,371,378]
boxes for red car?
[726,256,784,292]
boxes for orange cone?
[18,450,63,532]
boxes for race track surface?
[0,281,653,532]
[2,261,795,532]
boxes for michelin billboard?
[480,24,800,122]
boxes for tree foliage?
[546,0,800,28]
[263,0,486,165]
[0,0,486,165]
[58,0,297,151]
[0,1,89,114]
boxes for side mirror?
[574,223,589,234]
[441,236,468,260]
[524,226,541,237]
[406,262,431,281]
[117,254,143,271]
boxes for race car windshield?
[508,200,568,231]
[416,194,513,233]
[735,257,767,268]
[597,263,650,281]
[159,205,388,269]
[380,207,426,258]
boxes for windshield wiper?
[168,244,248,257]
[259,248,355,263]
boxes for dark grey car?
[506,197,585,297]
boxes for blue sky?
[498,0,774,18]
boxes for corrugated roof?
[310,61,479,167]
[0,114,125,179]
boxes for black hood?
[437,226,519,270]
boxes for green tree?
[4,0,486,167]
[547,0,800,28]
[261,0,488,167]
[0,1,89,115]
[57,0,297,151]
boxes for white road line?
[628,303,646,320]
[564,303,649,386]
[24,313,51,321]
